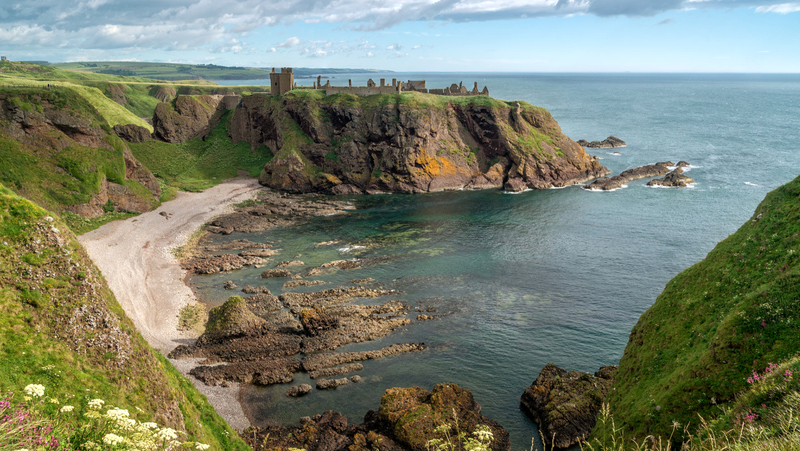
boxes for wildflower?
[157,427,178,441]
[24,384,45,397]
[60,405,74,413]
[106,407,130,420]
[117,418,137,431]
[84,410,101,419]
[142,422,158,429]
[196,443,211,450]
[785,369,793,381]
[49,397,59,404]
[88,398,105,410]
[103,433,124,445]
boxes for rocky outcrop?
[520,363,617,449]
[577,136,626,148]
[0,89,160,218]
[181,254,265,274]
[152,95,226,143]
[243,384,509,451]
[583,162,673,191]
[287,384,313,397]
[153,86,176,102]
[647,168,695,187]
[379,383,510,451]
[114,123,152,143]
[227,94,608,194]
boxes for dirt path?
[79,177,261,430]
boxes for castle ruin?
[1,57,7,62]
[270,68,488,98]
[270,67,294,95]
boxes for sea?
[202,73,800,450]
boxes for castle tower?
[270,67,294,96]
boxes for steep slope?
[603,174,800,441]
[0,86,161,232]
[0,184,249,450]
[230,90,608,193]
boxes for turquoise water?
[201,74,800,450]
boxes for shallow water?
[198,73,800,450]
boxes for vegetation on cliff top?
[602,173,800,442]
[0,184,248,450]
[129,110,272,194]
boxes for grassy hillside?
[1,61,267,120]
[0,184,249,450]
[52,61,270,81]
[51,62,387,80]
[0,87,157,214]
[129,110,272,195]
[602,174,800,442]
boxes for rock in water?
[520,363,617,449]
[577,136,626,148]
[300,306,339,336]
[647,168,695,187]
[286,384,313,397]
[379,383,510,451]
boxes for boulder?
[378,383,510,451]
[576,136,626,148]
[520,363,617,449]
[287,384,313,397]
[113,124,152,143]
[300,306,340,336]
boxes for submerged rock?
[520,363,617,449]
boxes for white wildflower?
[24,384,45,397]
[106,407,130,420]
[88,398,105,410]
[60,405,74,413]
[196,443,211,450]
[157,427,178,441]
[142,422,158,429]
[103,433,124,445]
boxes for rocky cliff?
[0,87,160,219]
[227,91,608,194]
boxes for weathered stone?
[113,124,152,143]
[287,384,313,397]
[646,168,695,187]
[519,363,617,449]
[577,136,626,148]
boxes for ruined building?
[270,68,488,98]
[269,67,294,96]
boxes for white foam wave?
[338,245,366,253]
[744,182,760,187]
[503,188,532,195]
[585,184,628,192]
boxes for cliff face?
[0,87,160,218]
[602,174,800,441]
[229,91,608,193]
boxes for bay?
[200,73,800,450]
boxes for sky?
[1,0,799,72]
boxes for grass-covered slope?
[604,174,800,441]
[129,110,272,196]
[0,86,160,230]
[0,184,249,450]
[1,60,266,120]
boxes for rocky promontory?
[520,363,617,449]
[222,92,609,193]
[243,383,510,451]
[577,136,626,148]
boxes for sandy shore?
[79,177,262,431]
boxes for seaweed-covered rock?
[300,306,340,336]
[201,296,266,339]
[520,363,617,449]
[379,383,510,451]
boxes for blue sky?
[1,0,798,72]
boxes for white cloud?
[386,45,394,49]
[755,3,800,13]
[412,45,421,49]
[278,36,301,48]
[268,47,277,52]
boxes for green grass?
[604,173,800,442]
[52,61,270,81]
[62,211,140,236]
[129,110,272,192]
[0,185,249,450]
